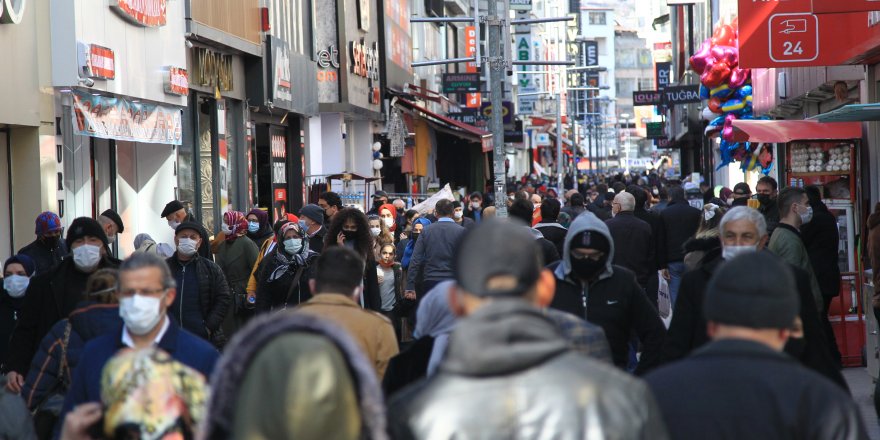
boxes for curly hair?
[324,208,373,260]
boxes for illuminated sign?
[111,0,167,27]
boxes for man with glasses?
[317,191,343,223]
[58,252,219,431]
[549,211,666,374]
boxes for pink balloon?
[689,40,715,74]
[710,45,739,68]
[729,68,751,89]
[722,114,738,142]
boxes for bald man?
[605,192,656,292]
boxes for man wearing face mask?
[3,218,120,393]
[660,207,846,389]
[299,204,326,254]
[755,176,780,234]
[548,212,666,374]
[97,209,125,248]
[768,187,824,312]
[18,211,68,275]
[0,255,36,369]
[450,201,475,230]
[160,200,211,259]
[58,252,219,431]
[165,222,231,349]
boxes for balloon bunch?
[690,18,772,174]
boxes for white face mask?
[383,217,395,228]
[800,206,813,224]
[454,211,463,219]
[221,223,232,235]
[370,227,381,237]
[119,294,164,336]
[73,244,102,271]
[722,244,758,260]
[177,238,198,256]
[3,275,29,298]
[284,238,303,255]
[168,220,181,230]
[471,202,481,210]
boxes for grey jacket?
[768,224,824,311]
[406,219,465,290]
[388,300,669,439]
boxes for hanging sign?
[164,67,189,96]
[71,90,182,145]
[442,73,480,93]
[465,26,481,108]
[646,122,666,139]
[633,90,663,106]
[269,37,293,108]
[85,44,116,80]
[812,0,880,14]
[661,85,701,105]
[655,62,671,89]
[111,0,167,27]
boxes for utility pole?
[486,0,507,217]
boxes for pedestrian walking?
[508,199,560,266]
[96,209,124,246]
[659,185,701,306]
[464,192,484,223]
[534,198,567,256]
[0,254,35,369]
[317,191,343,223]
[646,252,867,440]
[254,221,317,313]
[133,233,174,257]
[161,200,211,259]
[18,211,68,275]
[376,243,408,338]
[628,185,667,307]
[388,219,668,439]
[682,203,725,271]
[405,200,464,299]
[606,191,655,291]
[324,208,383,311]
[299,204,327,254]
[768,187,824,311]
[244,208,274,250]
[214,211,260,334]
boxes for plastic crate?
[829,315,866,367]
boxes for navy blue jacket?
[59,319,219,425]
[406,219,465,290]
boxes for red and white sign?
[111,0,167,27]
[464,25,481,109]
[739,0,880,68]
[87,45,116,80]
[164,67,188,95]
[812,0,880,14]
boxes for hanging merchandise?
[690,16,771,174]
[388,106,407,157]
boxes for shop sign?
[269,37,293,107]
[442,73,480,93]
[480,101,514,125]
[357,0,371,31]
[812,0,880,14]
[85,44,116,80]
[0,0,26,24]
[465,26,481,108]
[164,67,188,96]
[191,47,234,92]
[111,0,167,27]
[447,109,483,125]
[655,62,671,89]
[646,122,666,139]
[71,90,182,145]
[316,44,340,83]
[661,85,701,105]
[633,90,663,106]
[511,0,531,10]
[270,127,288,219]
[349,39,380,81]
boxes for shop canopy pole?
[555,92,563,191]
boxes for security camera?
[78,77,95,87]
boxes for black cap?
[704,252,799,329]
[569,230,610,255]
[455,218,542,298]
[161,200,185,218]
[66,217,109,249]
[733,182,752,196]
[100,209,124,233]
[372,190,388,199]
[175,221,203,236]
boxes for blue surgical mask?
[284,238,303,255]
[247,221,260,233]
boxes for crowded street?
[3,0,880,439]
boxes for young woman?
[0,255,35,368]
[255,221,318,312]
[368,215,394,260]
[324,208,382,311]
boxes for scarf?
[401,218,432,269]
[379,203,398,232]
[268,222,312,282]
[378,259,395,269]
[223,211,248,242]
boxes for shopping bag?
[657,271,672,327]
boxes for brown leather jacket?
[867,203,880,309]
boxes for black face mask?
[785,337,806,359]
[570,256,607,282]
[42,235,60,248]
[756,194,772,206]
[411,232,420,242]
[342,230,357,240]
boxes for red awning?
[729,120,862,144]
[396,98,491,141]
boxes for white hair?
[614,192,636,212]
[719,206,767,238]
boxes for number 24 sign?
[769,13,819,63]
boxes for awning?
[395,98,492,152]
[808,104,880,123]
[729,120,862,144]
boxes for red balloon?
[701,62,731,88]
[712,25,735,47]
[689,39,715,74]
[710,45,738,68]
[729,68,751,89]
[708,97,723,113]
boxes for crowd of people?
[0,171,873,439]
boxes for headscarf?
[247,208,271,236]
[268,222,314,282]
[4,254,35,277]
[402,218,432,269]
[378,203,398,232]
[413,281,458,376]
[224,211,248,242]
[133,233,153,250]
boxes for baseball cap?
[733,182,752,196]
[455,218,542,298]
[372,190,388,199]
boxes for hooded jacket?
[201,313,388,440]
[388,300,669,439]
[549,212,667,374]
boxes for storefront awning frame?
[729,120,862,144]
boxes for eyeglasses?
[570,252,605,261]
[119,287,168,297]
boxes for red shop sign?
[111,0,167,27]
[739,0,880,68]
[812,0,880,14]
[87,45,116,80]
[164,67,189,96]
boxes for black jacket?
[605,212,654,288]
[18,238,68,276]
[3,256,119,374]
[548,213,666,374]
[534,222,567,257]
[166,254,231,347]
[659,199,701,263]
[646,339,866,440]
[254,250,318,312]
[406,220,465,291]
[801,202,841,298]
[634,207,667,270]
[307,227,327,255]
[0,292,23,368]
[660,249,848,390]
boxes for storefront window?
[199,97,215,232]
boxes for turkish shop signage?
[83,44,116,80]
[646,122,666,139]
[191,47,234,92]
[71,90,182,145]
[661,85,701,105]
[269,36,294,109]
[442,73,480,93]
[111,0,167,27]
[633,90,663,106]
[349,39,381,105]
[164,67,189,96]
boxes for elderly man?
[606,192,655,292]
[161,200,211,259]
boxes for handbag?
[281,266,306,310]
[32,322,73,438]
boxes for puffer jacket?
[166,254,231,348]
[388,300,669,439]
[21,303,121,410]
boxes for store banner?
[71,90,182,145]
[465,26,481,108]
[812,0,880,13]
[270,127,288,220]
[268,36,294,110]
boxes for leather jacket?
[388,300,669,439]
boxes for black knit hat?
[569,230,610,255]
[300,204,325,226]
[66,217,109,249]
[455,218,542,298]
[161,200,185,218]
[101,209,124,233]
[704,252,799,329]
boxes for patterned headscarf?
[224,211,248,242]
[101,348,207,440]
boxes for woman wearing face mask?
[245,208,274,249]
[682,203,727,271]
[378,203,400,243]
[375,243,410,340]
[400,218,432,269]
[214,211,260,334]
[368,215,394,260]
[0,255,36,368]
[255,222,318,313]
[324,208,382,311]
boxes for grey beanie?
[704,251,799,329]
[299,204,325,226]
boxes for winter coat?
[660,249,848,390]
[3,257,120,375]
[659,199,701,263]
[214,237,259,302]
[646,339,866,440]
[17,238,68,276]
[307,227,327,254]
[526,227,562,266]
[634,206,668,270]
[682,235,721,271]
[388,300,669,439]
[768,223,824,311]
[166,254,231,348]
[801,201,841,299]
[254,249,318,312]
[200,313,388,440]
[605,212,655,288]
[406,220,465,291]
[535,222,567,257]
[868,204,880,309]
[0,290,24,368]
[246,228,274,251]
[21,303,121,410]
[548,212,667,374]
